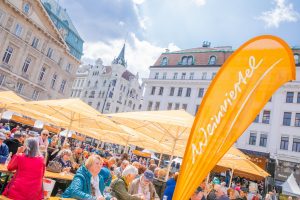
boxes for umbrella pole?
[158,153,163,167]
[206,171,210,185]
[165,139,177,181]
[229,168,235,188]
[64,113,74,146]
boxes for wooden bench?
[0,195,75,200]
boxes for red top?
[3,154,45,200]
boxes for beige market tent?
[214,147,269,181]
[107,110,193,179]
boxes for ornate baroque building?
[142,42,300,185]
[0,0,83,100]
[71,44,143,114]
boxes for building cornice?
[4,0,81,64]
[150,65,221,69]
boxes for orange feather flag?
[173,35,295,200]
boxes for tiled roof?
[153,49,233,66]
[121,70,135,81]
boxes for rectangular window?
[66,63,71,72]
[31,37,39,49]
[297,92,300,103]
[47,48,53,58]
[202,72,207,80]
[151,86,156,95]
[254,114,259,123]
[169,87,175,96]
[198,88,204,97]
[96,102,101,109]
[32,90,39,100]
[186,88,191,97]
[16,82,23,93]
[147,101,153,111]
[182,104,187,110]
[181,73,186,80]
[22,57,31,73]
[2,46,13,64]
[292,138,300,152]
[280,136,289,150]
[116,107,119,113]
[0,74,5,86]
[38,67,46,81]
[262,110,270,124]
[154,102,160,110]
[59,80,66,93]
[154,72,159,79]
[167,103,172,110]
[173,73,178,80]
[104,103,110,110]
[177,87,183,96]
[259,134,268,147]
[286,92,294,103]
[295,113,300,127]
[162,72,167,80]
[14,23,23,37]
[87,102,92,106]
[189,72,194,80]
[50,74,57,89]
[195,105,199,115]
[212,72,216,79]
[175,103,180,110]
[283,112,292,126]
[249,132,257,145]
[158,87,164,95]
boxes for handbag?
[46,160,62,173]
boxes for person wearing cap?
[4,131,24,156]
[0,131,9,163]
[129,169,159,200]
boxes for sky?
[59,0,300,79]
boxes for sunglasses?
[42,134,49,136]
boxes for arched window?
[294,54,299,65]
[181,56,188,65]
[208,56,217,65]
[161,57,168,66]
[23,3,31,14]
[187,56,193,65]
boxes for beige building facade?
[0,0,81,100]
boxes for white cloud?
[132,0,145,5]
[193,0,206,6]
[258,0,299,28]
[82,33,180,79]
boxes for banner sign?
[173,35,295,199]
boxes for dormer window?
[294,54,299,65]
[208,56,217,65]
[181,56,193,65]
[161,57,168,66]
[187,56,193,65]
[181,56,188,65]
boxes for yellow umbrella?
[215,147,269,182]
[107,110,193,179]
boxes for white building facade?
[142,44,300,185]
[71,45,143,114]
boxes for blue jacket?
[100,167,112,187]
[62,165,105,200]
[163,178,177,200]
[0,143,9,163]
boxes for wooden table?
[0,164,74,181]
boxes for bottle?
[5,152,12,165]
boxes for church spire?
[112,43,127,67]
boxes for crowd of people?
[0,123,292,200]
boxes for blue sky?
[59,0,300,78]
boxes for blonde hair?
[58,149,72,157]
[85,154,103,169]
[158,168,167,179]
